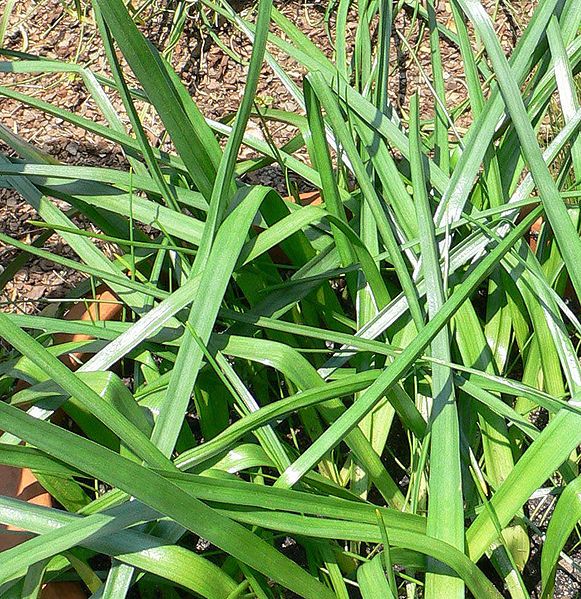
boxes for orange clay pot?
[0,475,88,599]
[516,202,543,252]
[1,285,123,598]
[289,190,322,206]
[54,285,123,370]
[528,216,543,252]
[517,205,577,300]
[0,466,52,551]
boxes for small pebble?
[66,141,79,156]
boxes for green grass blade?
[92,0,219,199]
[540,476,581,597]
[409,93,464,598]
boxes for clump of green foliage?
[0,0,580,597]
